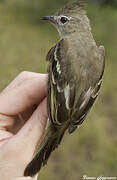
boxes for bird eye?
[60,16,69,24]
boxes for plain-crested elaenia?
[24,1,105,177]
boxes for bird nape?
[24,1,105,177]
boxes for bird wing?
[47,39,75,127]
[47,40,105,133]
[69,77,102,133]
[68,45,105,133]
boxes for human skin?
[0,72,47,180]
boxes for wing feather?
[47,39,105,134]
[47,39,75,126]
[68,46,105,134]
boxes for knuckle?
[19,71,30,79]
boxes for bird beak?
[41,16,55,23]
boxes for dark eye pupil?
[60,17,68,24]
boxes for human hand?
[0,72,47,180]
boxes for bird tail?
[24,125,63,177]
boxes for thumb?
[10,98,48,166]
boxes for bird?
[24,1,105,177]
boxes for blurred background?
[0,0,117,179]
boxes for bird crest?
[57,1,87,16]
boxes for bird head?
[42,2,90,38]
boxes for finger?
[19,104,38,123]
[0,113,27,135]
[0,106,38,135]
[0,75,47,115]
[9,98,47,163]
[2,72,45,93]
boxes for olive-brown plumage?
[24,2,105,177]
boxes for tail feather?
[24,134,59,177]
[43,138,58,164]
